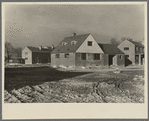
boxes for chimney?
[72,33,76,36]
[39,45,42,50]
[51,45,55,49]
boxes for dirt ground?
[4,65,144,103]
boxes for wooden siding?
[113,54,125,66]
[75,53,105,67]
[51,53,75,67]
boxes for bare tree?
[110,38,120,46]
[121,37,133,42]
[121,37,128,42]
[5,42,15,63]
[14,47,22,58]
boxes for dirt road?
[4,68,144,103]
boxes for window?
[25,52,28,55]
[94,54,100,60]
[65,54,69,58]
[125,55,129,59]
[140,48,142,51]
[25,58,28,60]
[88,41,93,46]
[81,53,86,60]
[136,47,138,51]
[124,47,129,50]
[62,42,67,46]
[119,55,122,59]
[71,41,77,45]
[55,54,60,58]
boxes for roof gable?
[76,34,104,53]
[98,44,124,55]
[22,46,32,52]
[51,33,91,54]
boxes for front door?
[109,55,114,66]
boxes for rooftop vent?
[51,45,55,49]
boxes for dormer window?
[88,41,93,46]
[62,42,67,46]
[71,41,77,45]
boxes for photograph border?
[1,1,148,120]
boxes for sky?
[4,3,146,48]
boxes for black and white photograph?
[2,2,148,119]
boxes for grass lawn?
[5,67,90,92]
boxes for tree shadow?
[5,67,91,92]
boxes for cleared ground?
[4,65,144,103]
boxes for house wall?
[75,53,106,67]
[22,47,32,64]
[32,52,51,64]
[51,53,110,68]
[135,46,144,55]
[76,35,104,53]
[103,54,109,66]
[51,53,75,67]
[118,40,135,65]
[113,55,117,66]
[51,54,59,66]
[113,54,125,66]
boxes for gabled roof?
[98,44,124,55]
[51,33,91,54]
[127,39,144,47]
[27,46,52,53]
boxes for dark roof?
[51,33,91,54]
[98,44,124,55]
[27,46,52,53]
[44,46,54,49]
[128,39,144,47]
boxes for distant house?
[22,46,54,64]
[51,33,125,68]
[118,39,144,66]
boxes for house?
[117,39,144,66]
[98,44,125,66]
[22,46,53,64]
[51,33,125,68]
